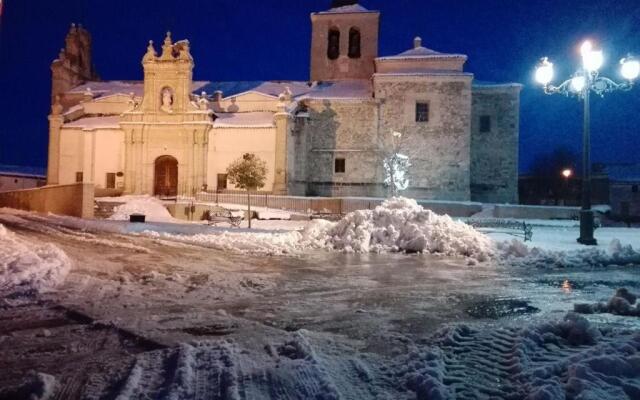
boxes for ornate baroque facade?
[47,1,521,202]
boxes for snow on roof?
[198,81,312,99]
[69,81,210,98]
[377,38,467,61]
[374,71,474,78]
[378,47,467,61]
[299,80,373,100]
[320,4,372,13]
[472,81,523,89]
[0,164,46,178]
[69,81,144,97]
[213,112,274,128]
[63,116,121,129]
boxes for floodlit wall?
[0,183,94,218]
[208,127,277,191]
[292,99,383,197]
[471,86,521,204]
[374,74,473,201]
[58,128,125,188]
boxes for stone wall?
[0,183,94,218]
[470,86,521,204]
[291,99,384,197]
[374,74,473,201]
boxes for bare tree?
[226,153,268,228]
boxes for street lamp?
[535,40,639,245]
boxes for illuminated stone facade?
[47,2,521,203]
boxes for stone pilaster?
[46,98,64,185]
[273,95,291,194]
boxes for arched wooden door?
[154,156,178,197]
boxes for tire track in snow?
[97,331,398,399]
[393,315,640,399]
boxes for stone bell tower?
[310,0,380,81]
[51,23,98,103]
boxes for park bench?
[466,219,533,242]
[202,206,243,227]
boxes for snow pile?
[310,197,494,259]
[141,199,494,259]
[574,288,640,317]
[0,371,60,400]
[499,238,640,269]
[108,196,175,223]
[0,224,71,297]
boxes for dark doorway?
[217,173,228,190]
[154,155,178,197]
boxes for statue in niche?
[160,87,174,113]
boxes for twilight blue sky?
[0,0,639,173]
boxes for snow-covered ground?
[0,223,71,298]
[1,199,639,399]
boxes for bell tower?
[50,23,98,102]
[310,1,380,81]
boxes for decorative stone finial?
[198,91,209,110]
[161,32,174,59]
[52,95,63,115]
[414,37,422,49]
[143,40,157,62]
[58,48,66,61]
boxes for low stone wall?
[0,183,94,218]
[493,204,580,220]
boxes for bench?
[202,207,243,227]
[466,219,533,242]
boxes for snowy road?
[1,212,639,399]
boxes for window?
[632,185,639,193]
[75,172,83,183]
[348,28,361,59]
[480,115,492,133]
[217,174,228,190]
[106,173,116,189]
[327,28,340,60]
[335,158,346,173]
[415,102,429,123]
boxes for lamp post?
[535,41,639,245]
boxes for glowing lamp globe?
[620,56,640,81]
[562,169,573,179]
[581,41,604,72]
[535,58,554,85]
[571,75,586,92]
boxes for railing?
[191,190,349,215]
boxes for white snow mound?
[0,224,71,296]
[308,197,494,259]
[499,237,640,268]
[108,196,174,223]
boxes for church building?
[46,1,522,203]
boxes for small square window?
[415,102,429,123]
[632,185,638,193]
[480,115,491,133]
[75,172,83,183]
[106,173,116,189]
[335,158,346,174]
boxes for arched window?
[327,28,340,60]
[348,28,361,59]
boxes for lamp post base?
[577,209,598,246]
